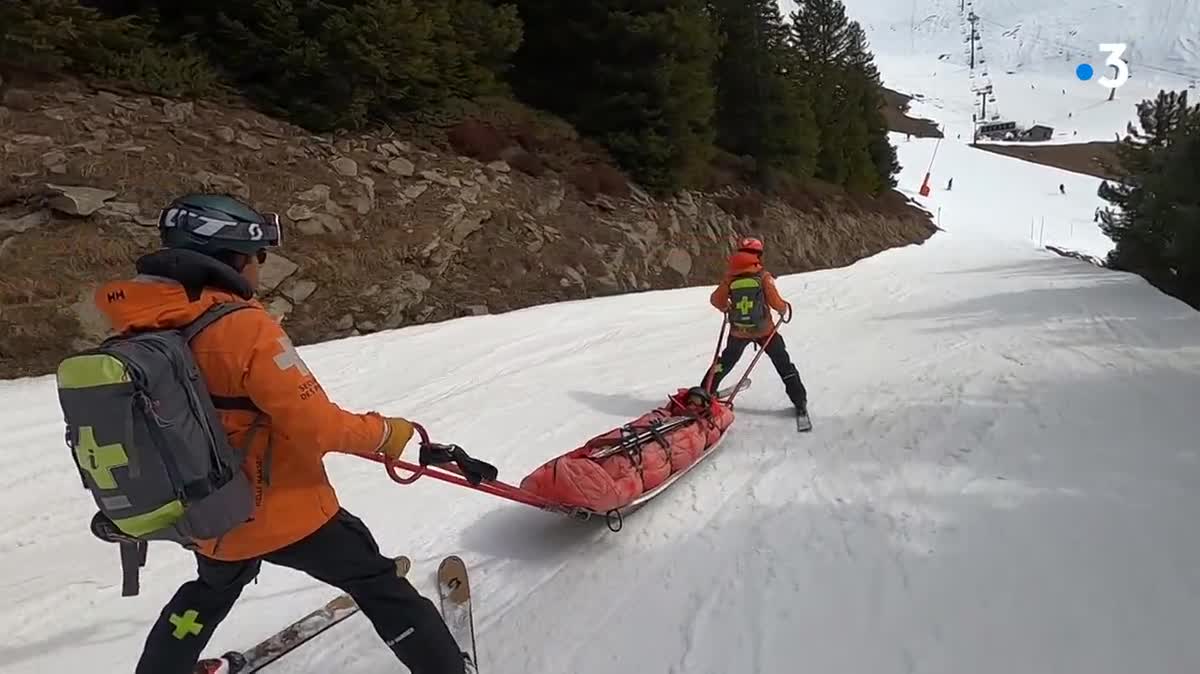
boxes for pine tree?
[708,0,817,181]
[89,0,522,130]
[1099,90,1200,307]
[505,0,720,192]
[784,0,897,192]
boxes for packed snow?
[4,2,1200,674]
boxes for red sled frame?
[367,305,789,532]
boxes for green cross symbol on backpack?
[728,274,767,330]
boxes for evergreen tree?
[88,0,522,130]
[504,0,720,192]
[707,0,817,181]
[1098,90,1200,307]
[785,0,898,192]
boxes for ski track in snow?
[5,3,1200,674]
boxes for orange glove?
[376,417,415,460]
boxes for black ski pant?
[135,509,465,674]
[703,332,807,409]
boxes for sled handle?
[384,422,433,485]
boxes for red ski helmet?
[737,237,764,255]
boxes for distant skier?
[88,194,473,674]
[701,237,809,424]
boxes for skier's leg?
[702,336,751,390]
[762,333,807,411]
[134,555,261,674]
[265,509,466,674]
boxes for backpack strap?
[180,300,254,343]
[181,302,262,414]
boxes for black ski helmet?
[158,193,281,257]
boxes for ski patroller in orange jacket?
[94,272,390,561]
[709,251,789,339]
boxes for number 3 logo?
[1098,43,1129,90]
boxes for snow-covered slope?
[4,4,1200,674]
[779,0,1199,143]
[4,128,1200,673]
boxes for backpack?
[55,301,262,596]
[726,272,769,331]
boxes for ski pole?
[724,303,791,404]
[701,316,729,395]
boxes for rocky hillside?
[0,79,936,379]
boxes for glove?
[377,417,415,460]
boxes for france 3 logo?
[1074,43,1130,90]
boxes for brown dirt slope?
[881,87,943,139]
[974,141,1123,181]
[0,78,936,379]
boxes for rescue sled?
[364,380,749,531]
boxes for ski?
[437,555,479,672]
[194,555,411,673]
[716,377,751,399]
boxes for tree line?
[3,0,897,195]
[1098,90,1200,309]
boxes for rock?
[99,201,141,221]
[296,184,330,203]
[420,169,461,188]
[676,191,699,218]
[387,157,415,177]
[162,101,195,123]
[403,183,429,200]
[357,319,379,333]
[346,194,372,215]
[46,184,117,216]
[332,157,358,177]
[193,171,249,199]
[487,160,511,173]
[236,131,263,150]
[0,210,50,234]
[41,150,67,167]
[563,266,586,287]
[459,184,480,205]
[466,304,489,316]
[535,185,565,216]
[281,279,318,304]
[287,204,315,221]
[258,252,299,293]
[664,247,692,278]
[379,270,432,329]
[42,106,73,121]
[335,313,355,331]
[12,134,53,146]
[214,126,236,143]
[377,142,398,157]
[266,297,293,322]
[71,285,114,344]
[295,213,344,235]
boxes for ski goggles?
[159,207,283,251]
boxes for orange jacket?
[95,253,389,561]
[709,252,788,338]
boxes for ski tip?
[395,555,412,577]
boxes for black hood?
[135,248,255,301]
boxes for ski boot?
[193,651,247,674]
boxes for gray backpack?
[727,272,769,331]
[56,301,262,596]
